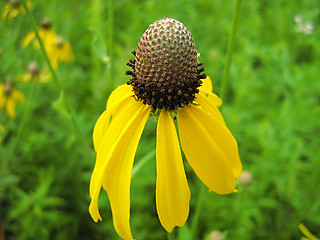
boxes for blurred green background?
[0,0,319,239]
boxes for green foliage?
[0,0,319,239]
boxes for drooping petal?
[106,84,133,109]
[156,109,190,232]
[177,104,241,194]
[198,76,223,109]
[93,84,134,151]
[196,93,225,125]
[92,109,109,151]
[89,96,151,240]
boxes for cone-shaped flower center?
[41,17,51,29]
[10,0,21,8]
[3,80,13,96]
[126,18,206,110]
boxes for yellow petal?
[298,223,319,240]
[2,4,11,21]
[181,104,241,178]
[196,93,225,125]
[199,75,213,92]
[106,84,133,109]
[177,104,240,194]
[92,85,133,151]
[12,89,25,102]
[0,85,6,109]
[92,109,109,152]
[22,32,36,48]
[6,98,16,119]
[89,97,151,240]
[198,76,223,109]
[156,109,190,232]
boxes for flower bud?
[208,230,224,240]
[28,61,40,77]
[238,170,253,186]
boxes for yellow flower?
[46,36,74,69]
[2,0,31,21]
[89,18,242,240]
[0,81,25,119]
[299,223,320,240]
[22,18,58,51]
[22,21,73,69]
[19,62,51,83]
[0,125,5,143]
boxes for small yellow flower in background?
[89,18,242,240]
[19,61,51,83]
[47,36,74,69]
[22,17,58,50]
[0,125,5,143]
[22,18,73,69]
[2,0,31,21]
[0,80,25,119]
[299,223,320,240]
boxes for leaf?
[52,91,71,119]
[92,33,110,64]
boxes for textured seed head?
[127,18,206,110]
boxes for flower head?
[2,0,31,21]
[126,18,205,110]
[22,18,73,69]
[89,18,242,240]
[19,61,51,83]
[0,79,25,119]
[47,36,74,69]
[22,18,58,50]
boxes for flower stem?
[21,0,93,155]
[167,230,175,240]
[220,0,242,100]
[190,183,206,239]
[10,80,36,157]
[131,149,156,178]
[108,0,114,87]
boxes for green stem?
[10,80,36,157]
[131,149,156,178]
[190,184,206,239]
[108,0,114,87]
[167,229,175,240]
[21,0,93,155]
[220,0,242,100]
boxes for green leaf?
[52,91,71,119]
[92,33,110,64]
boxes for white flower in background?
[294,14,314,34]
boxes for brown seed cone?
[127,18,206,110]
